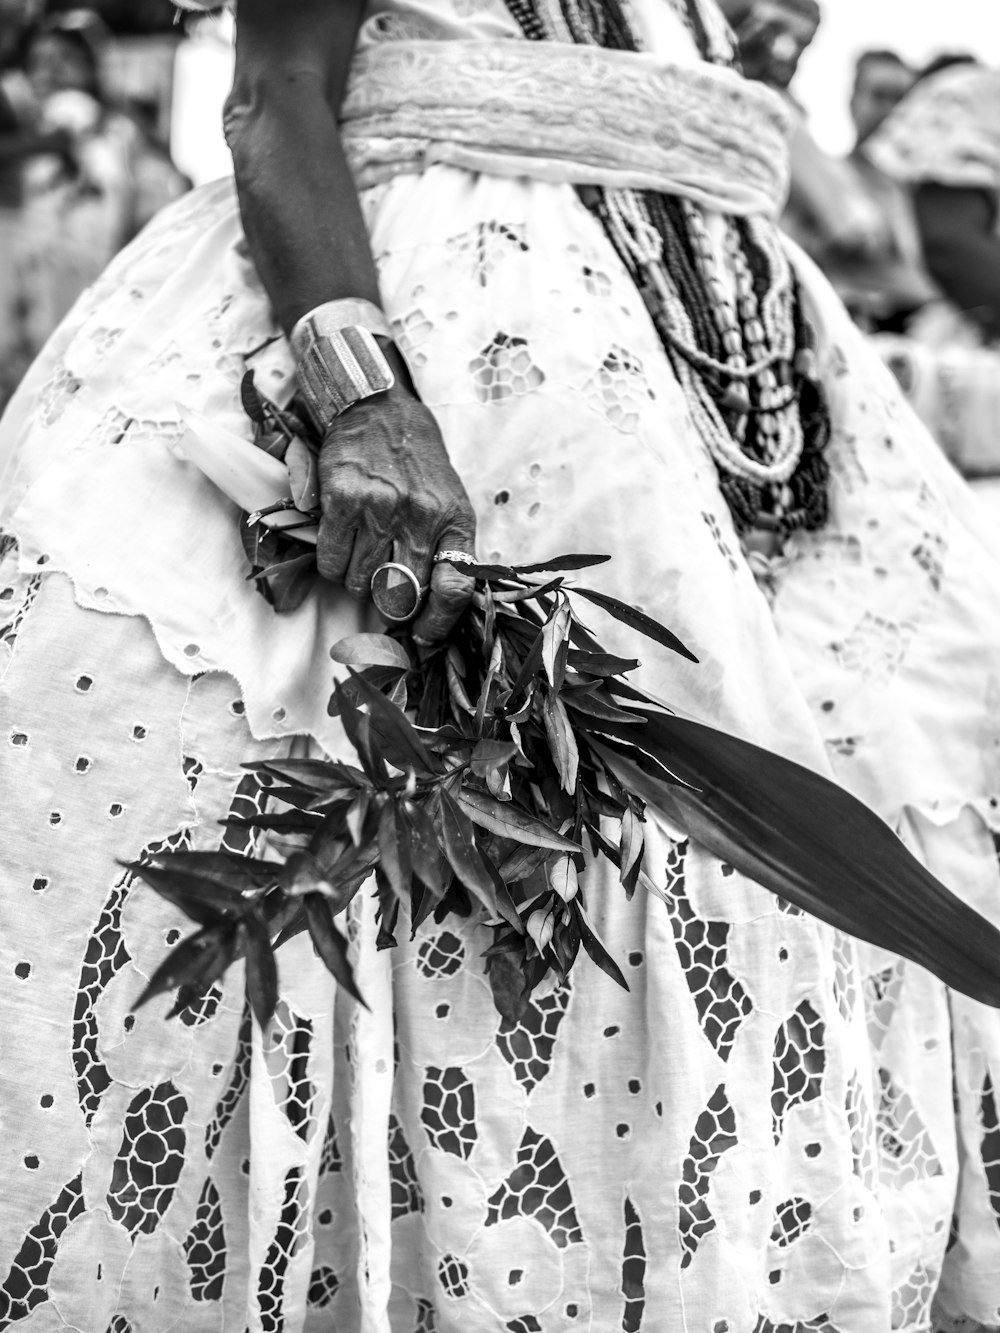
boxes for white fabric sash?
[341,38,792,217]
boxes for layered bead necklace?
[503,0,831,540]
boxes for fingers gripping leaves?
[237,368,476,639]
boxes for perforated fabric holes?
[470,333,545,402]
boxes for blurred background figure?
[723,0,899,317]
[719,0,822,90]
[0,0,48,406]
[832,48,938,333]
[0,0,200,413]
[15,10,136,351]
[849,47,915,147]
[867,55,1000,502]
[14,9,190,359]
[722,0,1000,512]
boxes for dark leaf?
[483,928,528,958]
[437,790,499,915]
[244,912,279,1030]
[328,665,409,718]
[438,558,517,580]
[378,800,413,903]
[513,553,612,574]
[572,900,629,991]
[124,860,250,923]
[486,945,533,1023]
[564,690,642,725]
[375,875,400,949]
[261,394,308,441]
[139,850,277,890]
[578,783,627,821]
[320,836,380,894]
[405,799,449,901]
[479,852,524,931]
[550,912,581,974]
[499,576,565,605]
[271,901,309,952]
[486,764,513,801]
[246,756,367,792]
[572,586,698,662]
[471,739,520,777]
[610,709,1000,1008]
[241,370,267,424]
[133,922,242,1010]
[506,627,545,707]
[456,786,580,852]
[445,652,476,716]
[334,687,388,784]
[304,894,367,1007]
[604,675,665,706]
[262,552,317,614]
[346,668,437,775]
[279,849,339,898]
[566,649,641,677]
[584,822,622,866]
[496,842,554,884]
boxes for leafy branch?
[130,552,1000,1030]
[130,372,1000,1031]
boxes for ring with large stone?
[370,561,427,622]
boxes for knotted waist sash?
[340,38,792,217]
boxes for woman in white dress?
[2,0,1000,1329]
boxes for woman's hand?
[227,0,476,641]
[316,378,476,644]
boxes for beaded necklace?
[503,0,830,540]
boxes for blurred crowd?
[1,0,999,489]
[0,0,207,408]
[723,0,1000,496]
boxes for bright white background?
[171,4,999,181]
[798,0,999,152]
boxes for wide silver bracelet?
[290,298,396,432]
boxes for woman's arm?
[223,0,376,330]
[224,0,475,642]
[913,182,1000,342]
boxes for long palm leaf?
[593,709,1000,1007]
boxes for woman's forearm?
[224,0,378,335]
[225,74,381,333]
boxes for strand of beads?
[603,191,807,497]
[502,0,548,40]
[500,0,830,539]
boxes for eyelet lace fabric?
[3,2,1000,1330]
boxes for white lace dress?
[2,3,1000,1331]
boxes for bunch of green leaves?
[130,551,1000,1031]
